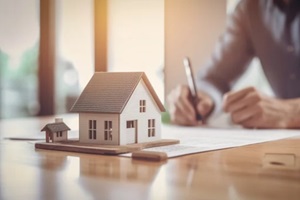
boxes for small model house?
[41,118,71,143]
[71,72,165,145]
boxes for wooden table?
[1,114,300,200]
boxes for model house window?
[148,119,155,137]
[127,120,135,128]
[104,121,112,140]
[140,100,146,112]
[89,120,97,140]
[56,131,62,137]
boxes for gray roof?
[41,122,71,133]
[70,72,165,113]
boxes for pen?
[183,57,202,121]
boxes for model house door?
[126,120,137,144]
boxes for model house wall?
[79,113,119,144]
[120,79,161,145]
[51,130,68,142]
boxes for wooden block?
[35,142,137,155]
[132,150,168,161]
[35,139,179,155]
[263,153,296,170]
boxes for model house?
[41,118,71,143]
[70,72,165,145]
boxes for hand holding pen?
[167,57,215,126]
[183,57,203,121]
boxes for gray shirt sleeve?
[197,0,254,95]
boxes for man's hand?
[167,85,214,126]
[223,87,300,129]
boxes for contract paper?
[122,124,300,158]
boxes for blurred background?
[0,0,272,119]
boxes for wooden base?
[35,139,180,155]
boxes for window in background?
[107,0,164,102]
[0,0,39,118]
[55,0,94,113]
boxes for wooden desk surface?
[0,114,300,200]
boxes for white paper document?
[123,125,300,158]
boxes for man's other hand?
[223,87,300,128]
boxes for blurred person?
[168,0,300,128]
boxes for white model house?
[70,72,165,145]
